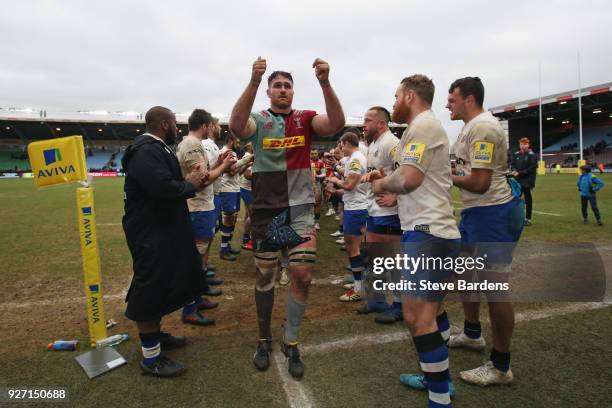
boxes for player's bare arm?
[204,153,236,186]
[372,165,424,195]
[310,58,346,136]
[229,57,267,139]
[452,168,492,194]
[328,172,360,192]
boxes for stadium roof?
[0,109,382,128]
[490,81,612,120]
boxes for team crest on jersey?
[293,116,303,129]
[473,141,494,164]
[262,135,305,149]
[263,122,273,129]
[400,143,425,164]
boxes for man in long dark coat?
[122,106,208,377]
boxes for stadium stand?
[543,126,612,152]
[0,150,30,171]
[1,109,407,175]
[492,82,612,170]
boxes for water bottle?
[47,340,78,351]
[95,333,129,348]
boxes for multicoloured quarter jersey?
[249,109,318,209]
[311,159,325,184]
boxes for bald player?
[370,75,460,407]
[229,57,345,379]
[360,106,403,323]
[122,106,210,377]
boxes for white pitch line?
[303,302,611,356]
[0,280,343,311]
[533,210,562,217]
[304,331,408,355]
[273,351,314,408]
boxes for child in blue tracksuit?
[578,165,605,225]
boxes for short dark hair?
[580,164,591,173]
[225,132,238,144]
[345,127,362,140]
[368,106,391,122]
[145,106,173,131]
[188,109,213,131]
[400,75,435,106]
[449,77,485,107]
[268,71,293,85]
[339,132,359,147]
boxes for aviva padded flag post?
[27,135,88,187]
[77,188,107,346]
[28,136,107,345]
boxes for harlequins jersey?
[249,109,318,209]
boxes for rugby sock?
[285,292,306,343]
[464,320,482,339]
[140,332,161,366]
[243,232,250,244]
[349,255,365,295]
[413,332,451,408]
[436,311,451,344]
[339,224,344,233]
[182,301,197,315]
[255,287,274,339]
[194,295,204,308]
[228,226,235,247]
[490,348,511,373]
[315,213,320,221]
[220,225,232,254]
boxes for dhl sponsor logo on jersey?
[262,135,306,149]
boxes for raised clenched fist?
[312,58,330,83]
[251,56,267,83]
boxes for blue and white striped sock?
[413,331,451,408]
[140,332,161,366]
[220,225,232,254]
[349,254,365,294]
[183,301,197,315]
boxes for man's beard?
[165,131,177,146]
[365,130,374,144]
[391,103,409,124]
